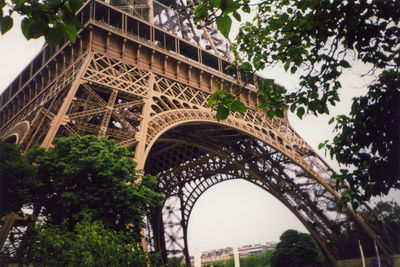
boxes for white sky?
[0,15,398,256]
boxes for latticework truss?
[109,0,231,58]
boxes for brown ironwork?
[0,1,397,266]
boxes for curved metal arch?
[177,134,379,244]
[144,109,339,197]
[3,133,19,144]
[152,128,340,224]
[154,139,342,264]
[146,120,396,266]
[1,120,30,144]
[164,172,340,264]
[181,171,268,222]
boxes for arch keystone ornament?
[0,1,398,266]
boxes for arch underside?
[144,123,368,264]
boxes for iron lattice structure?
[0,1,397,266]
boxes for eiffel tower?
[0,0,398,266]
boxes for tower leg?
[180,190,191,266]
[40,52,93,149]
[150,205,168,266]
[134,74,155,169]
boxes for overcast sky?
[0,15,398,256]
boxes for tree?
[12,217,151,267]
[270,230,325,267]
[240,249,274,267]
[26,135,162,238]
[0,140,36,218]
[202,249,274,267]
[327,70,399,204]
[1,135,163,265]
[371,201,400,252]
[333,200,400,259]
[0,0,83,45]
[166,256,185,267]
[194,0,400,203]
[374,201,400,226]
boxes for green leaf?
[208,98,217,106]
[340,60,351,68]
[211,0,221,8]
[216,105,230,121]
[283,61,290,72]
[216,15,232,39]
[62,9,82,27]
[231,100,247,113]
[309,90,318,99]
[318,142,324,149]
[194,5,208,23]
[222,0,238,14]
[0,15,13,34]
[267,109,274,119]
[63,23,77,43]
[308,101,318,112]
[240,62,252,72]
[258,102,267,110]
[68,0,83,12]
[29,18,48,38]
[21,18,32,39]
[275,108,284,118]
[296,107,305,119]
[13,0,25,7]
[232,11,241,21]
[264,78,274,87]
[242,4,250,13]
[328,117,335,125]
[45,24,64,46]
[290,104,296,113]
[219,92,234,105]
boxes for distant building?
[238,242,277,257]
[190,241,277,266]
[200,247,233,266]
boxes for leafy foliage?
[0,140,36,218]
[1,136,162,266]
[208,89,247,121]
[326,70,400,204]
[374,201,400,226]
[203,249,273,267]
[335,201,400,258]
[270,230,326,267]
[1,0,83,45]
[194,0,243,39]
[374,201,400,252]
[26,135,162,239]
[165,256,185,267]
[195,0,400,202]
[197,0,399,116]
[240,249,274,267]
[14,216,150,267]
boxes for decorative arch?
[4,134,18,144]
[143,119,392,266]
[144,108,332,187]
[1,121,30,144]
